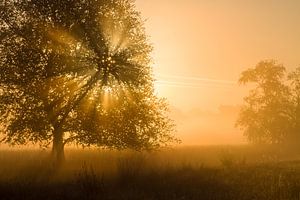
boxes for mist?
[1,0,300,199]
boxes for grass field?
[1,145,300,200]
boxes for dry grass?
[1,145,300,200]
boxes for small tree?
[236,60,292,144]
[0,0,176,165]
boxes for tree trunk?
[52,127,65,167]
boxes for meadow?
[1,145,300,200]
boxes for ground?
[0,145,300,200]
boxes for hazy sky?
[136,0,300,110]
[135,0,300,144]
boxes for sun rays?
[40,16,143,121]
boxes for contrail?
[155,74,237,85]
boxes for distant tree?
[0,0,176,165]
[236,60,292,144]
[287,67,300,143]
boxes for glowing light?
[103,86,113,93]
[41,15,135,115]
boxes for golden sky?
[136,0,300,144]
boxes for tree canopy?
[0,0,176,162]
[287,67,300,144]
[236,60,300,144]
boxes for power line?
[155,80,236,89]
[155,74,237,85]
[154,74,238,89]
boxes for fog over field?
[136,0,300,145]
[170,105,245,145]
[1,0,300,199]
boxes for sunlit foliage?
[0,0,176,161]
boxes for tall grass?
[0,145,300,199]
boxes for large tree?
[236,60,292,144]
[0,0,175,164]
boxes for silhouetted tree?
[287,67,300,144]
[236,60,292,144]
[0,0,176,165]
